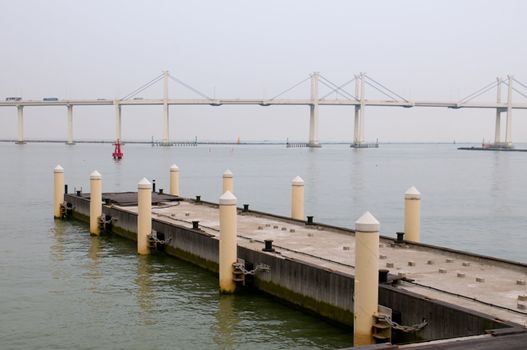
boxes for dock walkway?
[114,199,527,327]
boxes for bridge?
[2,71,527,147]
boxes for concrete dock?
[63,192,527,348]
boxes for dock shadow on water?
[45,220,354,349]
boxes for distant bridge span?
[1,71,526,147]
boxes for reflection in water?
[490,152,509,204]
[50,221,66,263]
[213,295,239,349]
[86,236,102,291]
[136,256,156,325]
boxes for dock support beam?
[494,78,502,144]
[219,191,237,293]
[505,75,513,146]
[404,186,421,243]
[66,105,74,145]
[16,105,25,144]
[354,211,380,347]
[170,164,180,196]
[137,178,152,255]
[115,101,122,142]
[89,171,102,235]
[53,165,64,218]
[308,72,321,147]
[223,170,233,193]
[291,176,304,220]
[162,70,170,145]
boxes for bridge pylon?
[162,70,170,145]
[308,72,321,148]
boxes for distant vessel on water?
[112,139,123,160]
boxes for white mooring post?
[53,165,64,218]
[223,169,233,193]
[404,186,421,243]
[291,176,305,220]
[219,191,237,293]
[89,171,102,235]
[137,178,152,255]
[353,211,380,347]
[170,164,180,196]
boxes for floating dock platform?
[63,192,527,349]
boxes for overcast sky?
[1,0,526,143]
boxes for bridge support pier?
[351,73,366,147]
[162,70,170,145]
[66,105,74,145]
[308,72,321,148]
[494,77,502,144]
[505,75,513,147]
[16,105,25,144]
[115,102,122,142]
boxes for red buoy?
[112,139,123,160]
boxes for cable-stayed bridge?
[1,71,526,147]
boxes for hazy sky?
[1,0,526,143]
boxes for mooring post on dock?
[404,186,421,243]
[219,191,238,293]
[89,171,102,235]
[137,178,152,255]
[170,164,180,196]
[53,165,64,218]
[291,176,304,220]
[354,211,380,347]
[223,169,233,193]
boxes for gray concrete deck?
[117,199,527,327]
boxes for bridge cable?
[121,74,164,100]
[512,87,527,100]
[318,79,357,100]
[363,80,401,102]
[364,75,409,102]
[457,80,498,105]
[269,76,311,100]
[318,75,358,100]
[458,83,499,105]
[121,73,165,100]
[168,74,213,100]
[512,77,527,92]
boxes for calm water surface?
[1,142,526,349]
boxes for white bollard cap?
[54,165,64,173]
[90,170,101,180]
[355,211,380,233]
[292,176,304,186]
[223,169,233,178]
[138,177,152,189]
[170,164,179,172]
[219,190,237,205]
[405,186,421,200]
